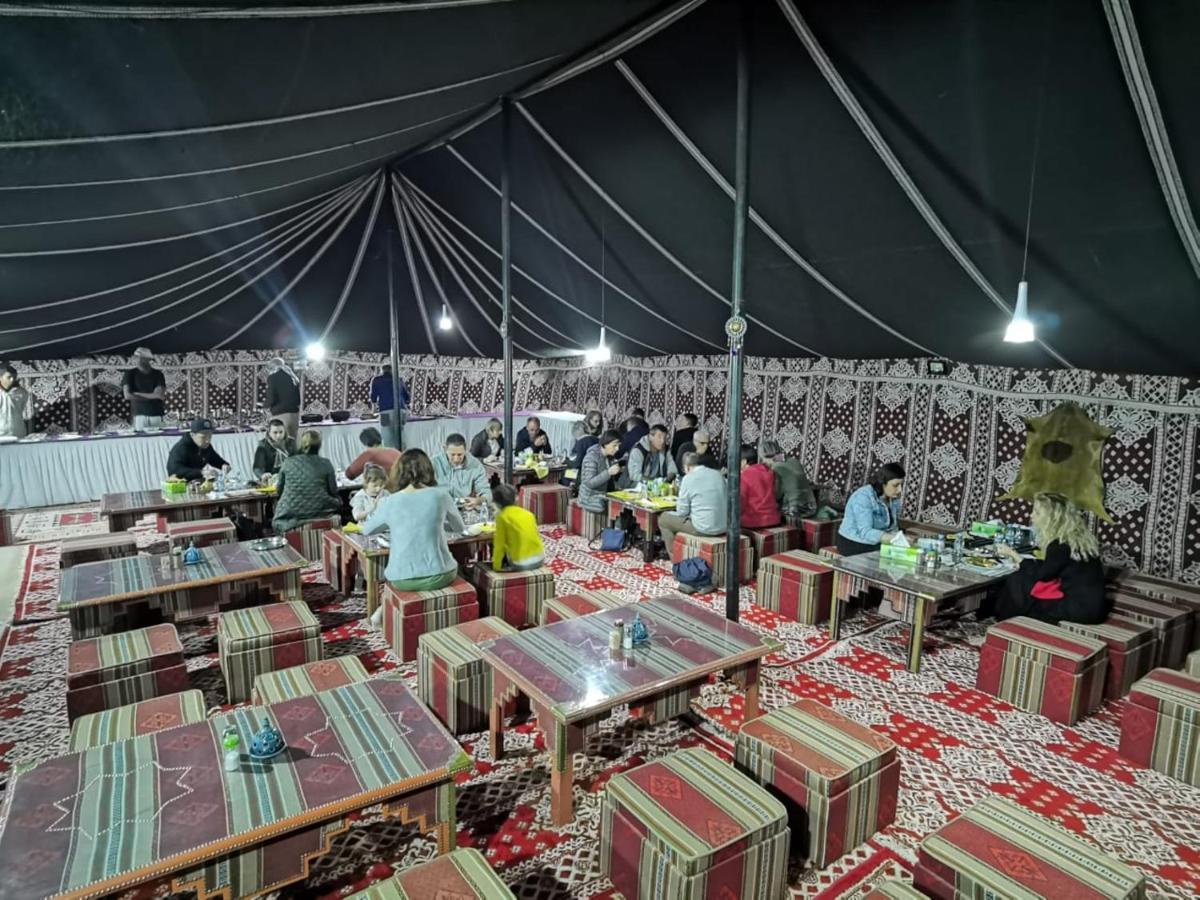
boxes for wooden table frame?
[605,493,678,563]
[342,531,494,617]
[101,490,272,533]
[483,462,566,487]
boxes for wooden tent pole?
[501,97,515,485]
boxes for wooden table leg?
[829,574,846,641]
[364,556,379,618]
[547,720,577,826]
[489,687,505,762]
[730,661,760,723]
[907,594,929,674]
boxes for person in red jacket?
[739,445,781,529]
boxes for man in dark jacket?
[670,413,698,461]
[370,365,411,449]
[265,357,301,439]
[618,416,649,458]
[167,417,230,481]
[514,416,552,455]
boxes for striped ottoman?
[1119,668,1200,787]
[600,747,789,900]
[1060,616,1157,700]
[818,545,841,560]
[863,883,924,900]
[800,517,841,552]
[66,624,188,722]
[166,516,236,550]
[251,655,369,704]
[519,483,570,525]
[671,532,754,586]
[1114,573,1200,642]
[1111,592,1194,670]
[1189,649,1200,677]
[976,617,1107,725]
[736,699,899,868]
[322,529,348,593]
[346,848,515,900]
[383,577,479,663]
[418,616,518,734]
[756,550,834,624]
[217,601,323,703]
[68,689,207,751]
[59,533,137,569]
[472,565,554,628]
[747,524,801,567]
[915,796,1145,899]
[0,509,8,546]
[568,500,605,540]
[540,588,626,625]
[282,515,342,562]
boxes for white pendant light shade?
[437,304,453,331]
[585,325,612,365]
[1003,280,1035,343]
[304,342,326,361]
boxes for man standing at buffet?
[122,347,167,431]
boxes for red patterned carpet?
[1,513,1198,899]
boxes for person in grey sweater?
[577,430,623,512]
[659,451,727,551]
[431,433,489,508]
[623,424,679,487]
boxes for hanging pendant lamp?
[586,214,611,364]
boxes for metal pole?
[501,98,515,485]
[724,0,751,621]
[386,226,403,450]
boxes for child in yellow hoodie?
[491,483,545,571]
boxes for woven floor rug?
[1,511,1197,899]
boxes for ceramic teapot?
[250,718,286,759]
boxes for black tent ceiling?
[0,0,1197,375]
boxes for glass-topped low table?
[100,488,273,533]
[481,594,780,824]
[341,530,494,616]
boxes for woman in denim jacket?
[836,463,906,556]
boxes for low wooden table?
[57,539,306,638]
[483,461,566,487]
[100,488,272,533]
[483,594,778,824]
[827,551,1013,673]
[606,491,677,562]
[0,677,470,900]
[343,530,494,617]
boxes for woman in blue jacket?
[836,463,905,556]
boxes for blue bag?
[596,527,627,552]
[672,557,712,589]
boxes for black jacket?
[514,428,552,455]
[266,370,301,415]
[253,436,296,479]
[167,436,229,481]
[670,426,695,460]
[998,540,1109,625]
[470,429,504,459]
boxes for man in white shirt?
[658,451,727,552]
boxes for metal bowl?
[250,537,288,551]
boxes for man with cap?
[167,417,231,481]
[265,356,301,439]
[122,347,167,431]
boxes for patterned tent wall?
[9,351,1199,583]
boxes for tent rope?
[318,175,387,344]
[0,1,508,19]
[393,185,439,354]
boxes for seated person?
[675,428,712,475]
[167,417,230,481]
[670,413,698,461]
[578,429,624,513]
[659,451,727,551]
[836,463,905,556]
[364,449,465,599]
[271,430,341,534]
[351,464,390,522]
[345,426,401,479]
[490,483,545,571]
[618,415,649,458]
[760,439,817,522]
[514,416,552,455]
[252,418,296,485]
[990,492,1108,625]
[739,445,781,529]
[470,417,505,460]
[431,433,489,509]
[624,424,678,486]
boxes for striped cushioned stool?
[540,588,626,625]
[383,577,479,663]
[736,699,899,868]
[66,624,189,722]
[1114,573,1200,647]
[1111,592,1194,670]
[976,616,1108,725]
[863,883,924,900]
[600,747,790,900]
[1119,667,1200,787]
[915,796,1145,899]
[59,533,137,569]
[282,515,341,562]
[68,689,207,751]
[671,532,754,586]
[322,529,349,593]
[166,516,236,551]
[519,483,570,525]
[346,848,515,899]
[217,601,322,703]
[251,655,369,704]
[1060,615,1157,700]
[746,524,801,567]
[756,550,834,624]
[568,500,605,540]
[418,616,518,734]
[472,565,555,628]
[800,517,841,552]
[1189,649,1200,677]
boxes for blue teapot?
[250,718,286,759]
[183,540,202,566]
[629,612,650,647]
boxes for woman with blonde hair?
[271,429,340,534]
[992,492,1108,624]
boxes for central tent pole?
[501,98,515,485]
[724,0,751,621]
[386,223,403,450]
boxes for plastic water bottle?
[216,470,226,493]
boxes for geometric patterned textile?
[1110,593,1195,671]
[599,747,789,899]
[67,688,208,751]
[250,655,369,705]
[540,587,626,625]
[383,577,479,664]
[417,616,518,735]
[519,483,570,525]
[165,516,237,550]
[976,617,1108,725]
[756,550,834,625]
[916,796,1146,899]
[283,515,343,563]
[748,524,803,566]
[568,500,606,541]
[471,565,554,628]
[800,518,842,553]
[345,847,516,899]
[58,532,137,569]
[216,600,323,703]
[862,883,925,900]
[1060,616,1157,700]
[1119,668,1200,788]
[671,532,755,586]
[736,699,899,869]
[65,623,187,721]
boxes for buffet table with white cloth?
[0,410,582,509]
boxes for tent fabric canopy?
[1,0,1197,375]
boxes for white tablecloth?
[0,411,583,509]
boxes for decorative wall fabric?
[9,351,1199,583]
